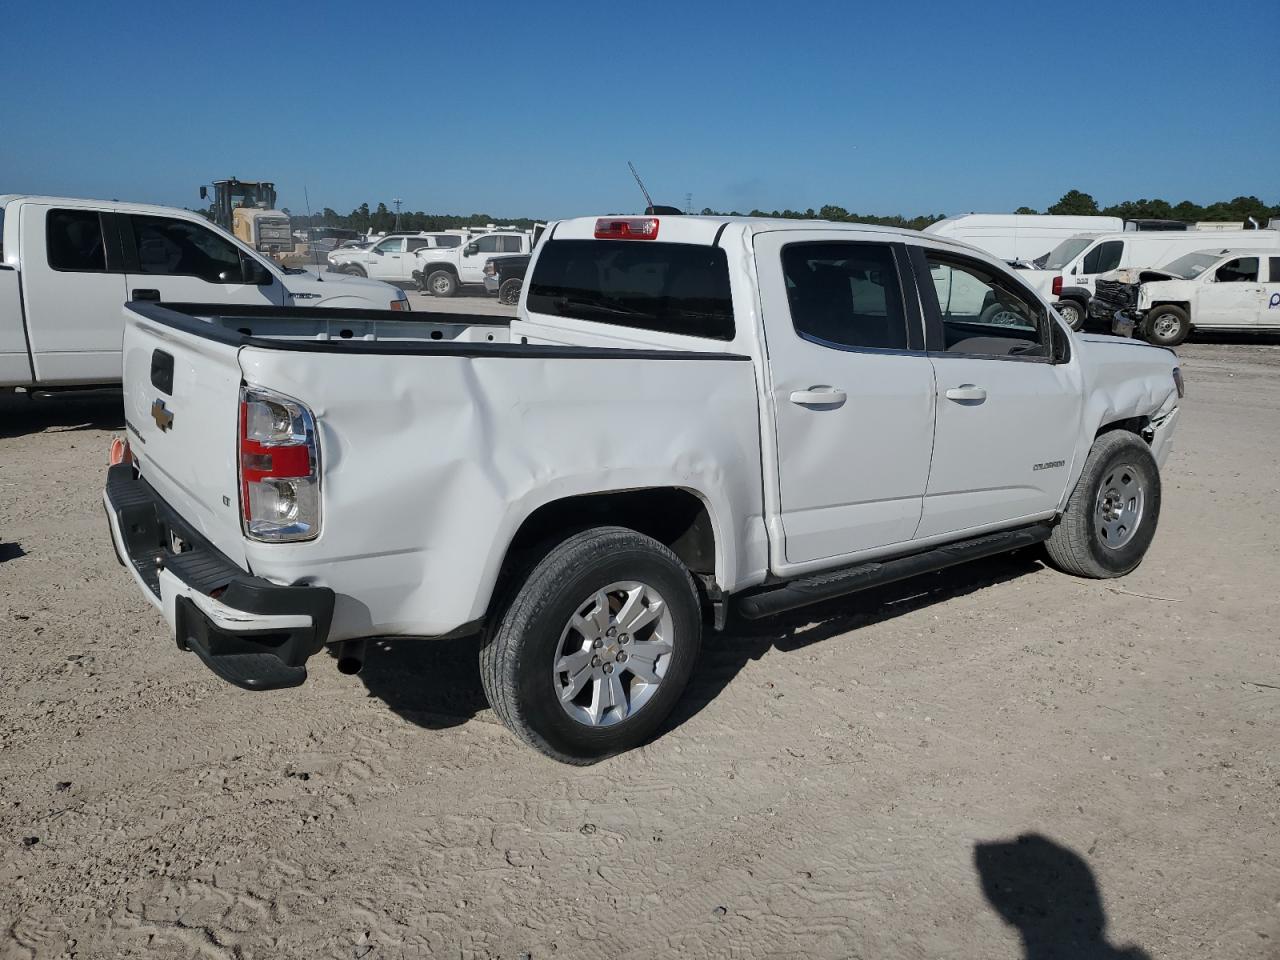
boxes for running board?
[734,523,1052,620]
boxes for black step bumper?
[103,462,334,690]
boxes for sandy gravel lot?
[1,338,1277,960]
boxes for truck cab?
[0,195,409,389]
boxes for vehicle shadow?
[0,390,124,439]
[974,833,1152,959]
[351,551,1044,735]
[1185,330,1280,347]
[0,541,26,563]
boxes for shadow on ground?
[0,390,124,439]
[0,541,26,563]
[975,833,1152,959]
[352,551,1045,735]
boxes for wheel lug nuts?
[591,656,601,667]
[603,663,613,674]
[617,652,627,662]
[606,627,617,638]
[620,634,629,644]
[592,638,603,649]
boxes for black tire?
[425,269,457,297]
[1141,305,1190,347]
[343,264,368,278]
[1044,430,1161,579]
[1055,299,1086,331]
[498,277,523,306]
[480,527,702,764]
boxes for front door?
[911,245,1082,538]
[121,214,284,308]
[1198,256,1264,326]
[1263,257,1280,329]
[754,232,937,567]
[460,234,502,284]
[20,204,128,384]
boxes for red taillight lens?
[238,386,321,542]
[594,217,660,240]
[1051,275,1063,297]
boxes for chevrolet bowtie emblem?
[151,399,174,432]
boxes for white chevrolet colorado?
[103,215,1182,762]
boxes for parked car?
[0,195,410,390]
[1094,248,1280,346]
[104,214,1182,762]
[483,253,530,304]
[412,231,532,297]
[924,214,1124,264]
[1022,228,1280,331]
[326,232,466,286]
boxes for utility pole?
[393,198,403,230]
[685,193,693,215]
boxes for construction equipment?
[199,178,294,254]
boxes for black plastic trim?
[712,222,729,247]
[127,301,752,362]
[734,523,1052,619]
[13,259,37,383]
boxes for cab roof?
[0,194,207,219]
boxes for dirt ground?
[1,340,1278,960]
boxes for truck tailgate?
[122,308,248,567]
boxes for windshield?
[1158,251,1221,280]
[1040,237,1093,270]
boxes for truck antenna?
[627,161,655,212]
[304,183,323,281]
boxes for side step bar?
[734,523,1052,620]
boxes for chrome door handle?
[789,387,847,406]
[945,384,987,402]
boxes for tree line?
[274,191,1278,232]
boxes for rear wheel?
[1142,305,1190,347]
[498,277,523,305]
[1055,299,1086,331]
[480,527,702,763]
[426,270,457,297]
[1044,430,1161,579]
[342,264,368,278]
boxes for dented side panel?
[237,348,767,642]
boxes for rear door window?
[1269,257,1280,283]
[527,239,735,340]
[499,235,524,253]
[47,209,108,272]
[781,242,909,351]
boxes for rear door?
[754,231,937,566]
[122,307,249,565]
[19,203,128,384]
[1264,258,1280,329]
[1197,256,1263,327]
[910,244,1081,538]
[121,213,286,308]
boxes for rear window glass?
[527,240,735,340]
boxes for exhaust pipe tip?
[336,639,366,675]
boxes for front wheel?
[426,270,457,297]
[1142,305,1190,347]
[480,527,702,763]
[1044,430,1161,579]
[1055,300,1086,331]
[342,264,368,278]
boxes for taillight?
[239,385,321,542]
[1051,275,1063,297]
[594,217,659,240]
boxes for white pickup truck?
[325,232,466,285]
[103,214,1182,762]
[0,195,410,390]
[1092,248,1280,346]
[411,230,532,296]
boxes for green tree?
[1015,206,1038,215]
[1047,190,1099,216]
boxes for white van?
[1024,228,1280,329]
[924,214,1124,264]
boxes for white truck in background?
[411,230,533,296]
[0,195,410,390]
[325,232,467,286]
[105,213,1182,763]
[1023,227,1280,331]
[924,214,1123,265]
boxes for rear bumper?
[483,275,500,295]
[103,462,334,690]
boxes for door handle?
[131,289,161,301]
[789,387,847,406]
[945,384,987,403]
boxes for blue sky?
[2,0,1276,220]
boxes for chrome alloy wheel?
[1151,312,1180,340]
[431,274,452,295]
[1096,464,1145,549]
[552,581,674,727]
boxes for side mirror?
[241,258,273,285]
[199,186,208,200]
[464,243,478,256]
